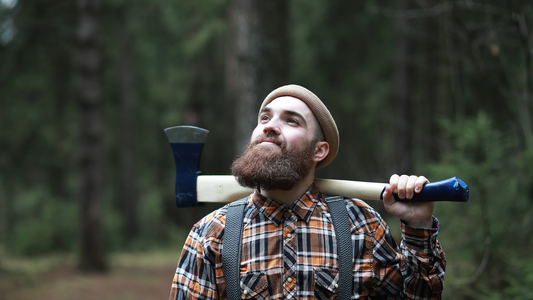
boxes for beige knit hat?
[260,84,339,169]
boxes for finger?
[382,184,399,213]
[414,176,430,193]
[397,174,409,199]
[406,175,418,199]
[382,184,393,202]
[389,174,400,194]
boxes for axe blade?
[164,125,209,207]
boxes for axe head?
[164,125,209,207]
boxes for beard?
[230,134,318,191]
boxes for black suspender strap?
[222,195,354,300]
[222,197,248,300]
[325,196,355,300]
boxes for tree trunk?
[516,11,533,145]
[118,20,139,242]
[394,0,414,174]
[225,0,289,153]
[417,0,439,164]
[77,0,108,272]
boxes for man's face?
[230,97,328,191]
[251,96,322,154]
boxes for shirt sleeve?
[370,216,446,299]
[399,217,446,299]
[169,221,220,300]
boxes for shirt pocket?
[313,268,339,300]
[240,271,271,300]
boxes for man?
[169,84,445,299]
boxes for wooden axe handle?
[197,175,469,203]
[197,175,254,203]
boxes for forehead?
[262,96,315,119]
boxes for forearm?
[400,217,446,298]
[371,216,445,299]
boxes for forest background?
[1,0,532,299]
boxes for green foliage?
[480,256,533,300]
[10,188,78,255]
[290,0,398,180]
[428,113,533,299]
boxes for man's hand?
[382,174,434,228]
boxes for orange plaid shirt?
[169,183,445,300]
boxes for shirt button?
[287,277,293,283]
[286,233,292,238]
[287,209,293,213]
[335,284,339,289]
[242,290,248,295]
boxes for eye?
[288,118,300,125]
[259,114,270,122]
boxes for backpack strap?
[222,197,249,300]
[222,195,354,300]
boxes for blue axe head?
[164,125,209,207]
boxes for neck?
[260,171,316,206]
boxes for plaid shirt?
[169,183,446,300]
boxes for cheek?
[251,126,263,140]
[285,134,311,150]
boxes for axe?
[165,125,469,207]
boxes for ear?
[312,141,330,164]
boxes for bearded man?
[169,85,445,300]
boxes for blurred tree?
[0,0,79,254]
[225,0,289,152]
[76,0,108,272]
[289,0,400,183]
[116,7,139,243]
[393,0,415,174]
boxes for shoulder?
[189,205,229,242]
[190,197,252,241]
[340,197,387,232]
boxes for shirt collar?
[252,183,322,226]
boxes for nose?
[262,118,281,136]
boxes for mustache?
[251,133,285,148]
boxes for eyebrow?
[260,107,308,126]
